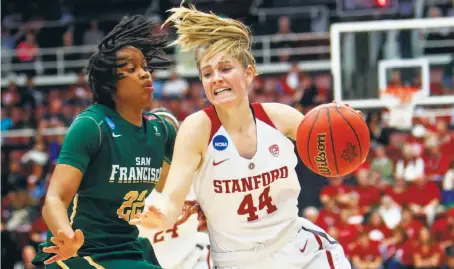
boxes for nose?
[212,70,223,84]
[139,68,151,80]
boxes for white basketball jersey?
[139,188,202,269]
[193,103,301,253]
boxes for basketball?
[296,103,370,177]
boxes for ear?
[245,65,255,87]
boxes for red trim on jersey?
[203,106,222,144]
[207,247,211,268]
[326,250,335,269]
[250,103,276,129]
[314,233,323,250]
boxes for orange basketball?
[296,103,370,177]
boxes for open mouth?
[214,88,231,96]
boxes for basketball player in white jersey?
[139,108,212,269]
[130,5,351,269]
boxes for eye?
[143,66,154,73]
[221,67,232,72]
[128,67,135,73]
[202,72,211,79]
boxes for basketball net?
[380,86,420,130]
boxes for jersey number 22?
[117,190,148,221]
[237,186,277,221]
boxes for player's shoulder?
[76,104,109,125]
[259,102,300,124]
[260,102,303,138]
[180,110,211,135]
[260,102,299,116]
[177,111,211,146]
[72,106,104,127]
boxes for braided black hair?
[84,15,169,107]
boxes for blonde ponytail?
[164,5,257,75]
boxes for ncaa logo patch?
[213,135,228,151]
[105,117,115,130]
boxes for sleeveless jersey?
[36,104,176,262]
[192,103,301,253]
[139,188,202,268]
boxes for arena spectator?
[364,210,392,243]
[381,228,407,269]
[370,145,394,184]
[280,62,303,95]
[424,137,452,182]
[318,198,341,229]
[2,81,21,108]
[62,31,80,74]
[335,209,362,256]
[434,120,454,157]
[443,160,454,207]
[351,231,382,269]
[351,169,381,213]
[271,16,296,62]
[366,111,390,146]
[83,20,105,46]
[395,143,425,182]
[320,176,351,208]
[407,176,441,225]
[446,245,454,269]
[431,208,454,250]
[399,208,424,239]
[379,195,402,230]
[15,32,39,76]
[413,226,443,269]
[162,68,189,99]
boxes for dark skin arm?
[41,164,85,264]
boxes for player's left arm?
[262,102,304,140]
[155,119,177,192]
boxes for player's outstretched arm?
[262,103,304,140]
[43,164,83,237]
[130,111,210,229]
[41,116,100,263]
[42,164,85,264]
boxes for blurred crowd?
[2,0,454,268]
[2,64,454,269]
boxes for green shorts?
[46,256,161,269]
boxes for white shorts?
[213,219,351,269]
[170,244,212,269]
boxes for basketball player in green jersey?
[32,15,176,269]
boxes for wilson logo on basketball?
[269,144,279,157]
[314,133,331,176]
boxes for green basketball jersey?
[35,104,176,262]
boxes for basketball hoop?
[380,86,420,130]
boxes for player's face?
[115,46,153,109]
[199,52,254,107]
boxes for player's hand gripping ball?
[296,102,370,177]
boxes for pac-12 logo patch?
[213,135,228,151]
[269,144,279,157]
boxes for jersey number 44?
[237,186,277,222]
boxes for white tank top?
[139,188,201,269]
[193,103,301,253]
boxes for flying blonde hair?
[163,5,257,76]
